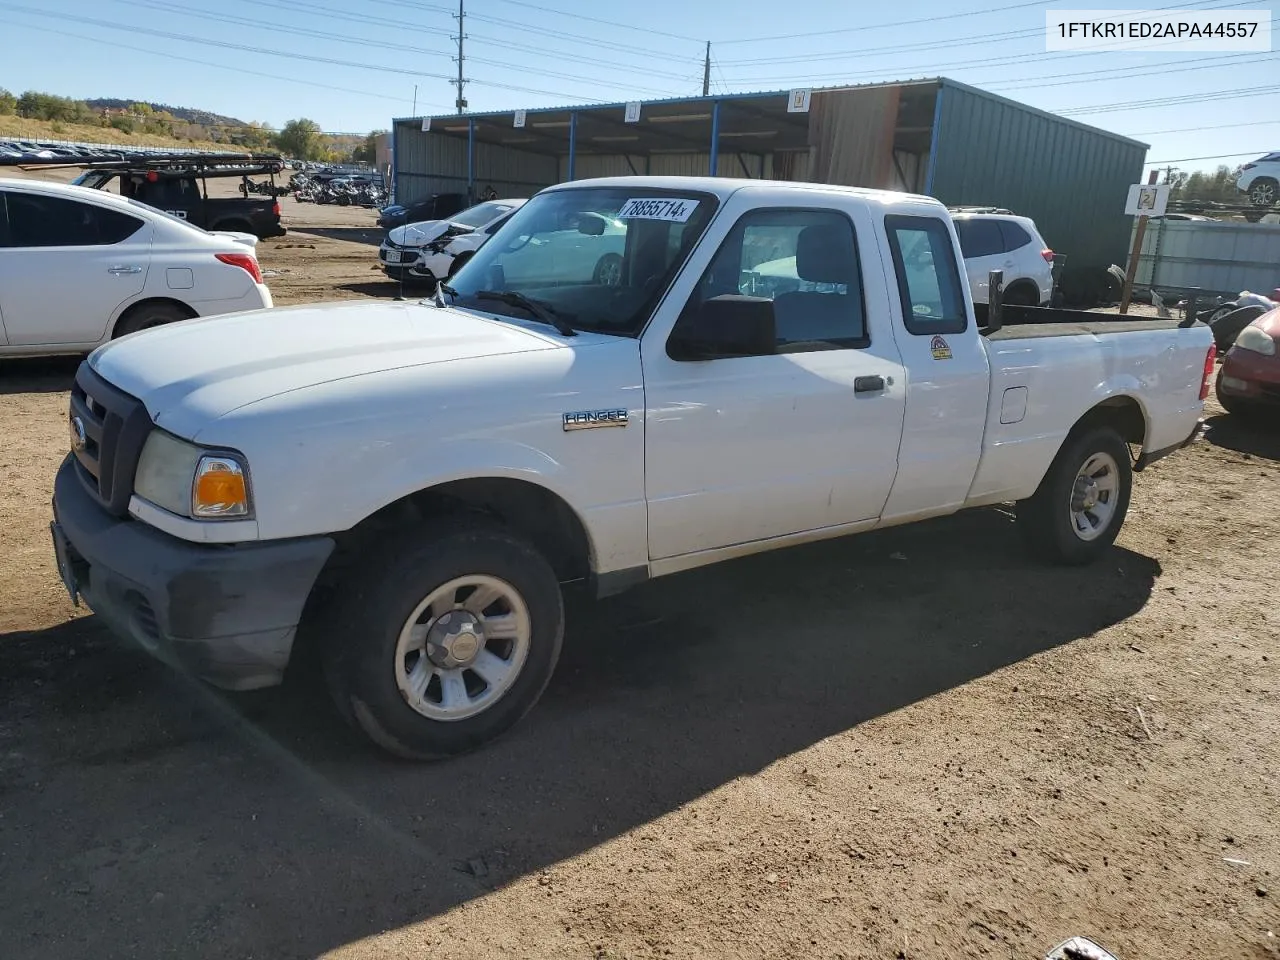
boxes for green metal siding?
[928,80,1147,288]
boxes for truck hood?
[89,301,567,439]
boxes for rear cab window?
[884,214,968,336]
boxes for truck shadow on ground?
[0,356,79,394]
[336,280,434,299]
[288,226,384,246]
[0,507,1160,960]
[1201,411,1280,461]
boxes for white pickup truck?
[50,176,1215,759]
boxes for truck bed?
[975,303,1198,341]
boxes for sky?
[1,0,1276,176]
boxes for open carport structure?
[391,77,1147,293]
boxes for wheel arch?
[109,296,198,338]
[322,475,597,590]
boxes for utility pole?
[453,0,467,114]
[702,41,711,97]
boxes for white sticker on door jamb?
[617,198,698,222]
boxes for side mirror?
[577,212,607,236]
[668,295,776,361]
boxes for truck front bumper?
[52,455,334,691]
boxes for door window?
[0,192,143,248]
[884,214,968,335]
[954,218,1002,258]
[998,220,1032,251]
[684,208,867,351]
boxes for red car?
[1217,306,1280,416]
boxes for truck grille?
[69,362,152,517]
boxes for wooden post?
[1119,169,1160,315]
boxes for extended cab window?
[685,208,867,351]
[0,192,143,247]
[884,214,967,336]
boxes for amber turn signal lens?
[192,457,249,518]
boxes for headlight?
[1233,325,1276,356]
[134,430,253,520]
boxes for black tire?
[1248,177,1278,208]
[322,519,564,760]
[446,252,473,278]
[1016,425,1132,565]
[1003,282,1040,306]
[113,302,191,338]
[592,252,623,286]
[336,194,352,207]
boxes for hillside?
[0,115,228,152]
[85,99,247,128]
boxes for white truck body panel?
[78,176,1211,586]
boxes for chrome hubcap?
[1068,451,1120,542]
[394,575,531,722]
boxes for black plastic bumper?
[52,455,334,690]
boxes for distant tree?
[1172,164,1245,204]
[110,114,136,134]
[275,118,324,160]
[350,129,386,164]
[0,88,15,115]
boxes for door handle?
[107,265,142,275]
[854,375,886,394]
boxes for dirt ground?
[1,194,1278,960]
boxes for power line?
[465,14,696,63]
[719,0,1254,64]
[4,20,439,110]
[1147,151,1269,163]
[489,0,702,42]
[716,0,1056,45]
[0,4,456,80]
[1130,120,1280,136]
[1058,84,1280,116]
[105,0,454,58]
[464,35,696,81]
[983,51,1280,93]
[464,57,692,97]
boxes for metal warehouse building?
[391,77,1147,294]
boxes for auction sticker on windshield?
[618,198,698,222]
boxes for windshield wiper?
[475,290,577,336]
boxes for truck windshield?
[443,187,719,337]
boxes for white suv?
[951,211,1055,306]
[1237,152,1280,207]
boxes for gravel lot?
[0,195,1277,960]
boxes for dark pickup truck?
[72,158,287,240]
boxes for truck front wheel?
[1016,426,1132,565]
[323,519,564,759]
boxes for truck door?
[642,201,907,561]
[878,213,990,521]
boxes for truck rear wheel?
[1016,426,1132,565]
[322,519,564,759]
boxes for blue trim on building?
[709,101,721,176]
[924,85,944,196]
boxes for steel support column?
[709,100,721,176]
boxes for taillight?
[1041,248,1055,263]
[272,201,281,216]
[215,252,263,284]
[1199,343,1217,400]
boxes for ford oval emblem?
[70,415,87,452]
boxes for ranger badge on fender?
[563,409,629,431]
